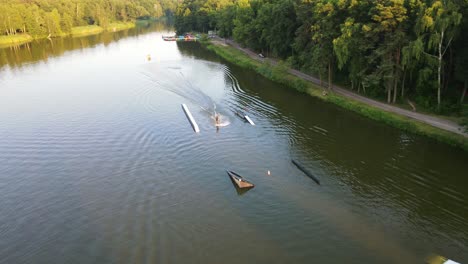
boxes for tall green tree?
[216,4,236,37]
[173,0,468,117]
[233,1,258,48]
[44,9,62,36]
[368,0,408,103]
[408,0,462,110]
[308,0,344,90]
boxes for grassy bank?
[0,23,136,47]
[71,25,105,37]
[72,22,135,36]
[203,41,468,151]
[107,22,135,32]
[0,34,33,47]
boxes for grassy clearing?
[0,34,33,47]
[107,22,135,32]
[1,23,135,45]
[71,25,104,37]
[71,23,134,36]
[204,41,468,151]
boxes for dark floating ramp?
[291,159,320,185]
[235,111,247,121]
[235,111,255,125]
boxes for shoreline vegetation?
[70,22,135,37]
[0,22,136,47]
[202,39,468,151]
[0,0,178,48]
[0,34,33,47]
[70,25,105,37]
[174,0,468,150]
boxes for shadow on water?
[175,41,468,261]
[234,63,468,260]
[229,182,253,196]
[176,41,224,62]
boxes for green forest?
[175,0,468,119]
[0,0,177,37]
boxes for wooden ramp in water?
[227,170,254,190]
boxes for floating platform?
[181,104,200,133]
[235,111,255,125]
[227,170,254,189]
[245,115,255,125]
[291,159,320,185]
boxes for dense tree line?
[0,0,177,37]
[175,0,468,115]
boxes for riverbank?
[0,34,33,48]
[0,22,136,48]
[71,25,105,37]
[203,38,468,151]
[72,22,135,36]
[71,22,136,36]
[107,22,135,32]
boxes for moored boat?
[162,35,177,41]
[227,170,254,189]
[163,34,199,41]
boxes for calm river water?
[1,22,467,264]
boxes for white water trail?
[140,63,231,127]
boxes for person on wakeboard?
[215,114,220,125]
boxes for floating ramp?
[291,159,320,185]
[181,104,200,133]
[245,115,255,126]
[226,170,254,195]
[235,111,255,126]
[227,170,255,189]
